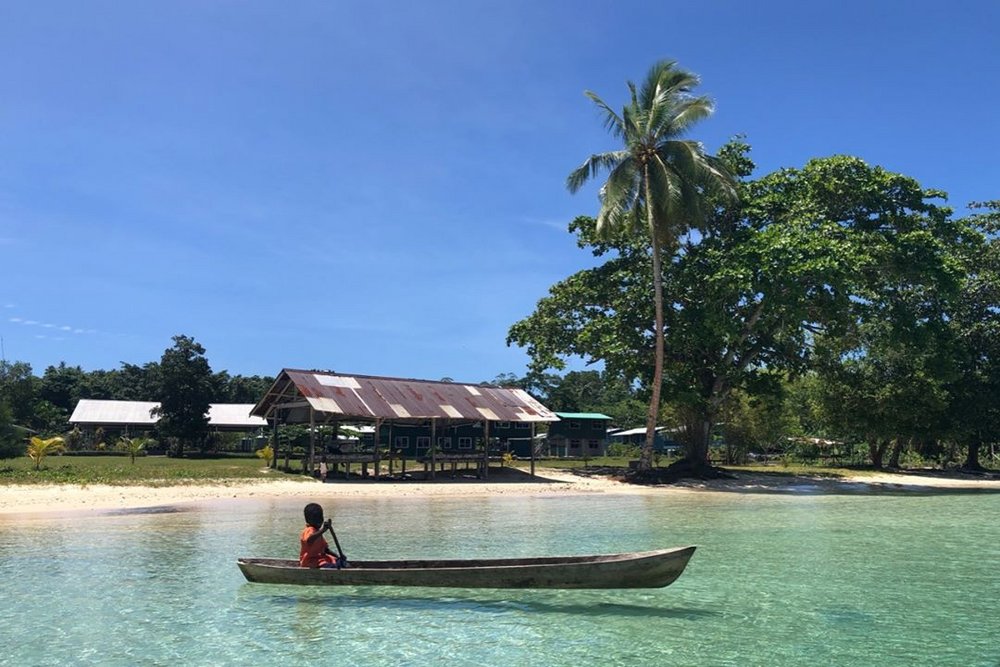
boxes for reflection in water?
[237,587,720,619]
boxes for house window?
[416,436,430,450]
[515,422,530,429]
[497,421,510,429]
[458,437,473,449]
[394,436,409,448]
[438,437,453,449]
[570,439,581,450]
[569,421,581,429]
[588,440,600,450]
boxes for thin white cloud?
[9,314,99,335]
[521,216,570,232]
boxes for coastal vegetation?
[509,61,999,479]
[0,60,996,482]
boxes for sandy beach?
[1,467,998,517]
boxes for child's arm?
[304,520,332,544]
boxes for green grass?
[0,454,882,487]
[0,455,314,486]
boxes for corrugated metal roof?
[69,400,267,429]
[252,369,558,424]
[206,404,269,429]
[609,426,672,437]
[555,412,612,420]
[70,399,159,426]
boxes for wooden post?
[270,414,279,470]
[372,418,380,480]
[308,408,316,476]
[482,420,490,479]
[530,422,536,477]
[430,418,437,480]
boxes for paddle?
[325,519,347,568]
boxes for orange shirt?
[299,525,335,568]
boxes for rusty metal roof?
[251,369,558,424]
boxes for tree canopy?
[151,335,215,456]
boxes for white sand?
[1,467,997,517]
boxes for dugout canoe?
[236,546,696,589]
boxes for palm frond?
[567,150,629,193]
[665,96,715,136]
[584,91,624,139]
[639,60,683,108]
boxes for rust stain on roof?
[252,369,558,424]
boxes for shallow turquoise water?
[1,489,998,666]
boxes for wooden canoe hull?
[237,546,696,589]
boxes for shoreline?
[2,467,999,518]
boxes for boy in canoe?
[299,503,344,569]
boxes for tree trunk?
[687,418,712,467]
[869,439,889,468]
[640,165,665,472]
[887,438,905,470]
[963,439,983,471]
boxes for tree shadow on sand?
[638,467,1000,496]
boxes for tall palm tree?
[568,60,736,471]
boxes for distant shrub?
[256,445,274,466]
[607,443,641,458]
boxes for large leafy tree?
[0,399,22,459]
[0,361,40,428]
[943,201,1000,470]
[566,60,736,470]
[152,335,214,457]
[512,148,959,473]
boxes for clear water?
[1,490,998,666]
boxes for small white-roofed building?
[69,399,268,450]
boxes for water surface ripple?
[1,491,997,666]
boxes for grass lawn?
[0,455,313,486]
[1,453,878,487]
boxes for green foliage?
[117,436,149,464]
[0,400,23,459]
[26,436,66,470]
[255,444,274,466]
[65,426,83,451]
[607,442,642,458]
[152,335,214,456]
[513,148,969,472]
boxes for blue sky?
[1,1,997,383]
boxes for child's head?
[304,503,324,528]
